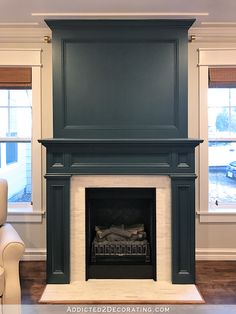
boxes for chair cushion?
[0,266,4,296]
[0,179,7,226]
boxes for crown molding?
[0,27,51,43]
[1,25,236,44]
[189,27,236,42]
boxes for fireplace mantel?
[39,138,202,284]
[39,138,201,175]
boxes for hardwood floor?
[20,261,236,304]
[20,261,46,304]
[196,261,236,304]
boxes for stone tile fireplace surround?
[39,19,202,301]
[71,175,171,282]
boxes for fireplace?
[39,19,202,290]
[86,188,156,280]
[40,139,201,285]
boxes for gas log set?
[91,224,150,263]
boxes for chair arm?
[0,223,25,304]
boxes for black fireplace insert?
[85,188,156,280]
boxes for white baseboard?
[196,248,236,261]
[22,248,46,261]
[22,248,236,262]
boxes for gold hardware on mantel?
[189,35,196,42]
[44,35,51,43]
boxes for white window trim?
[0,48,43,222]
[198,48,236,222]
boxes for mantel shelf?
[39,138,203,146]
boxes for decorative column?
[46,175,71,283]
[171,175,196,284]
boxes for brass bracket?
[44,35,51,43]
[189,35,196,43]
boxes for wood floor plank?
[20,261,236,304]
[196,261,236,304]
[20,261,46,304]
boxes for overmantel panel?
[46,19,194,139]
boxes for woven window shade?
[209,68,236,88]
[0,67,32,88]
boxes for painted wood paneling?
[46,20,194,139]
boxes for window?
[0,49,42,221]
[198,48,236,222]
[0,86,32,203]
[208,76,236,212]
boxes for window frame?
[198,48,236,222]
[0,48,43,222]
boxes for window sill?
[197,211,236,223]
[7,208,45,223]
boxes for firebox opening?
[85,188,156,280]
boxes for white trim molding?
[21,247,236,262]
[197,47,236,223]
[189,27,236,43]
[197,211,236,223]
[0,28,51,43]
[0,48,42,66]
[196,248,236,261]
[198,47,236,66]
[0,48,43,217]
[21,248,46,261]
[7,210,45,223]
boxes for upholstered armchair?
[0,179,25,306]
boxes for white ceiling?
[1,0,236,29]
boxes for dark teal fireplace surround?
[39,19,202,285]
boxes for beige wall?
[13,218,46,249]
[188,41,236,258]
[1,32,236,260]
